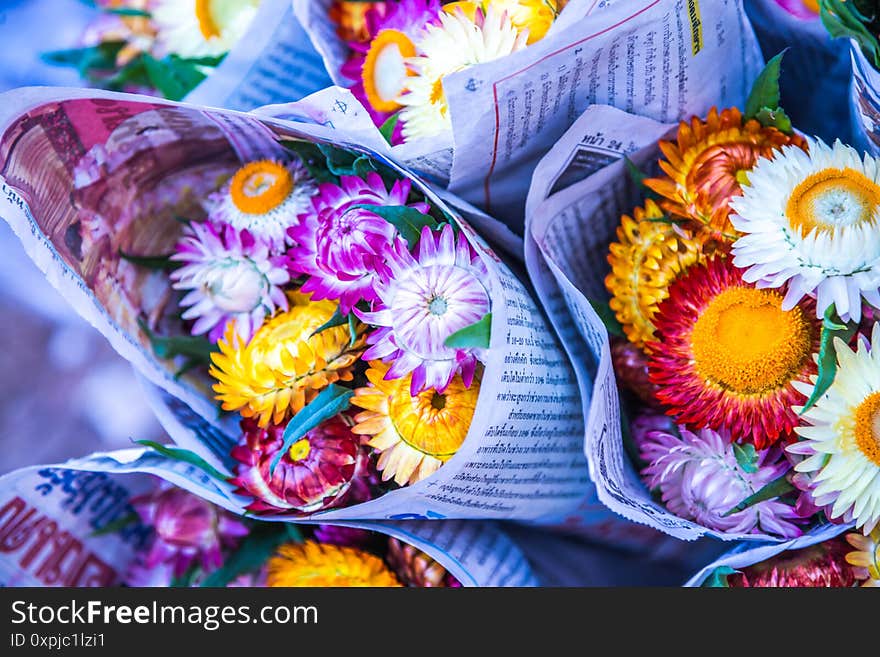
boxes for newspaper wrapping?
[524,102,844,542]
[293,0,764,231]
[743,0,852,144]
[684,522,854,587]
[0,86,676,553]
[0,457,536,587]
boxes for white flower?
[730,139,880,322]
[399,5,528,141]
[790,322,880,534]
[152,0,260,59]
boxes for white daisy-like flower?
[730,139,880,322]
[789,322,880,534]
[399,5,528,141]
[207,158,316,250]
[170,221,289,342]
[152,0,260,60]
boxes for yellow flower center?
[854,392,880,466]
[229,160,294,215]
[267,542,401,587]
[387,378,475,460]
[803,0,819,14]
[195,0,220,40]
[690,286,812,394]
[786,167,880,237]
[362,29,416,113]
[288,438,312,462]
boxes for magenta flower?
[230,416,363,515]
[170,221,290,342]
[287,172,429,314]
[636,421,805,538]
[130,485,248,579]
[356,224,490,395]
[341,0,441,137]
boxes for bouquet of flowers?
[689,524,879,587]
[298,0,564,145]
[42,0,261,99]
[604,53,880,541]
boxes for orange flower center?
[387,380,475,460]
[229,161,294,215]
[288,438,312,462]
[195,0,220,40]
[854,392,880,466]
[690,286,812,394]
[362,29,416,113]
[786,167,880,237]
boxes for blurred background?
[0,0,163,474]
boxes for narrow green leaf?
[589,299,624,338]
[819,0,880,68]
[703,566,738,588]
[135,440,231,482]
[118,250,176,270]
[753,106,792,134]
[352,204,438,247]
[138,319,217,363]
[444,313,492,349]
[90,512,138,537]
[379,114,400,145]
[201,524,294,587]
[270,385,354,474]
[800,308,858,414]
[623,156,658,199]
[279,140,337,183]
[42,41,124,75]
[347,312,359,348]
[722,473,795,517]
[143,54,207,101]
[105,6,151,16]
[732,443,759,474]
[310,306,348,337]
[745,51,787,120]
[170,563,199,588]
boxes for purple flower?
[356,224,490,395]
[287,172,429,314]
[636,421,805,538]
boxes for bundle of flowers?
[605,53,880,541]
[691,525,879,587]
[43,0,260,99]
[118,481,462,587]
[297,0,565,144]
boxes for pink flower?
[130,485,248,579]
[287,172,429,314]
[356,224,490,394]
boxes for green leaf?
[90,512,139,538]
[143,54,207,101]
[347,312,359,348]
[379,114,400,145]
[310,306,348,337]
[820,0,880,69]
[754,106,792,134]
[352,204,439,247]
[722,473,796,517]
[135,440,231,482]
[589,299,624,338]
[118,250,176,270]
[42,41,125,75]
[800,307,858,414]
[279,140,337,183]
[745,51,786,120]
[703,566,738,588]
[732,443,759,474]
[270,385,354,474]
[105,6,151,16]
[444,313,492,349]
[138,319,218,363]
[170,563,199,588]
[623,156,658,199]
[200,523,296,587]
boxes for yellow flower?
[267,541,402,587]
[846,528,880,587]
[605,199,704,349]
[351,361,479,486]
[209,292,365,427]
[487,0,559,43]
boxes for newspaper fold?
[0,87,657,546]
[294,0,764,231]
[0,460,536,587]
